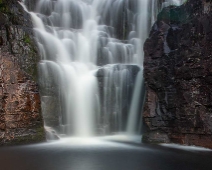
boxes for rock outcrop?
[0,0,45,145]
[143,0,212,148]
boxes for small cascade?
[163,0,186,7]
[23,0,185,139]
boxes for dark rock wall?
[143,0,212,148]
[0,0,45,145]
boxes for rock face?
[0,0,45,145]
[143,0,212,148]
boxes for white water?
[126,0,148,134]
[23,0,185,138]
[163,0,186,7]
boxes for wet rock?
[143,0,212,148]
[0,0,45,145]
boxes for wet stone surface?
[0,0,45,144]
[143,0,212,148]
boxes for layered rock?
[0,0,45,145]
[143,0,212,148]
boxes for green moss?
[23,35,31,44]
[0,2,10,14]
[2,126,46,146]
[34,126,46,141]
[157,5,190,25]
[22,34,40,81]
[183,0,188,4]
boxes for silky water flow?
[22,0,184,139]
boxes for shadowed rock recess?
[143,0,212,148]
[0,0,45,145]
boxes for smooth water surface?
[1,138,212,170]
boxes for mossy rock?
[157,5,190,25]
[3,127,46,146]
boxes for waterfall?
[163,0,186,7]
[22,0,185,138]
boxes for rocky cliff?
[0,0,45,145]
[143,0,212,148]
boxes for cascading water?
[163,0,186,7]
[22,0,185,138]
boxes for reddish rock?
[0,0,45,145]
[0,52,45,144]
